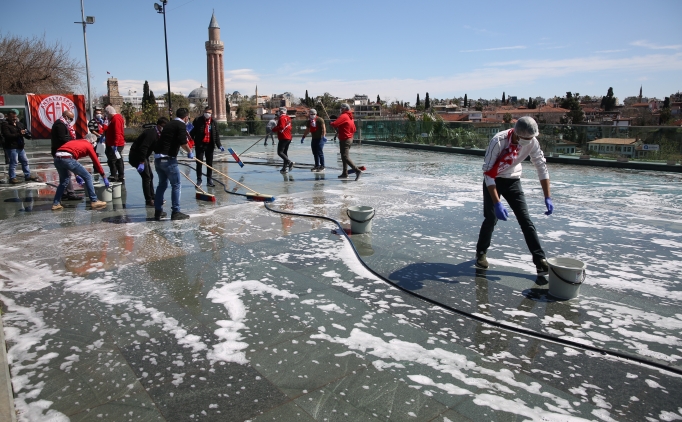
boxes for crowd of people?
[5,104,554,274]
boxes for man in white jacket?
[475,116,554,275]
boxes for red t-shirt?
[57,139,106,175]
[330,111,356,140]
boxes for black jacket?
[51,120,73,156]
[1,119,27,150]
[190,116,222,150]
[129,127,159,164]
[154,119,188,157]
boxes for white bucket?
[94,183,112,202]
[347,206,375,234]
[547,257,586,300]
[110,182,122,199]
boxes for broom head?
[246,192,275,202]
[195,191,216,202]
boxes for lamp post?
[74,0,95,119]
[154,0,172,117]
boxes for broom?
[194,158,275,202]
[239,136,265,156]
[180,171,216,202]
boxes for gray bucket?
[94,183,112,202]
[110,182,122,199]
[347,206,375,234]
[547,257,586,300]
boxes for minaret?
[255,85,258,105]
[206,12,226,121]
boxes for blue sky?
[4,0,682,103]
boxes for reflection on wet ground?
[0,139,681,421]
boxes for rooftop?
[588,137,638,144]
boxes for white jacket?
[482,129,549,186]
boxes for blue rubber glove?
[137,163,145,173]
[75,175,84,186]
[187,151,194,159]
[322,136,328,143]
[301,137,305,144]
[220,146,225,152]
[494,202,509,221]
[545,197,554,216]
[102,176,110,188]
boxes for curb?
[0,314,17,422]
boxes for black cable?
[178,159,682,375]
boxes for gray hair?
[514,116,539,138]
[105,105,117,116]
[309,108,317,115]
[279,106,287,114]
[340,103,351,111]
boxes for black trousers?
[140,157,154,202]
[195,144,214,181]
[277,140,291,167]
[476,178,545,264]
[105,145,125,179]
[339,140,358,175]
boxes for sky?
[3,0,682,103]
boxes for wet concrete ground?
[0,138,681,421]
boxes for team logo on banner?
[37,95,77,129]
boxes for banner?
[26,94,87,139]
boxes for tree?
[502,92,506,104]
[416,94,421,107]
[600,87,617,111]
[660,97,672,124]
[528,97,537,109]
[304,90,310,106]
[560,92,584,124]
[0,33,82,94]
[149,90,156,106]
[226,99,231,120]
[142,81,151,109]
[425,92,431,110]
[161,92,190,115]
[377,94,381,104]
[503,113,512,123]
[315,92,341,118]
[120,102,138,126]
[463,94,468,108]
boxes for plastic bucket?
[110,182,122,199]
[347,206,375,234]
[94,184,112,202]
[547,257,586,300]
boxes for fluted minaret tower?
[206,12,226,121]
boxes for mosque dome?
[188,85,208,99]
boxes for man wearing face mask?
[475,116,553,276]
[271,107,293,173]
[129,117,169,206]
[153,108,193,221]
[1,110,40,183]
[190,106,224,187]
[102,105,126,182]
[51,110,84,200]
[300,108,327,172]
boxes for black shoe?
[338,174,349,179]
[355,170,362,181]
[154,209,164,221]
[146,200,155,207]
[280,168,288,173]
[316,166,325,172]
[119,178,125,184]
[536,259,549,276]
[264,142,268,146]
[196,179,202,187]
[64,193,84,201]
[475,252,489,269]
[288,161,294,171]
[311,166,319,172]
[207,181,215,187]
[171,211,190,220]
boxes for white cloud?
[114,79,203,95]
[460,45,526,53]
[225,69,259,82]
[594,49,628,54]
[631,40,682,50]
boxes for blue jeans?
[311,138,325,167]
[154,157,181,213]
[53,157,97,205]
[8,149,30,179]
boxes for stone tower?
[205,12,226,122]
[106,78,124,112]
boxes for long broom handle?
[194,158,257,194]
[239,136,265,156]
[179,171,210,195]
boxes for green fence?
[219,120,682,162]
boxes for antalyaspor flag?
[26,94,88,139]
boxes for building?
[352,95,369,106]
[587,138,639,157]
[553,141,578,154]
[188,85,209,109]
[205,13,227,121]
[122,93,143,111]
[105,78,124,112]
[353,104,381,118]
[484,105,570,124]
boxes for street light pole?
[155,0,172,117]
[75,0,94,119]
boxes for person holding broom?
[330,103,361,180]
[272,107,293,173]
[300,108,327,172]
[474,116,553,275]
[190,106,224,187]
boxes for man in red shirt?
[102,105,126,182]
[271,107,293,173]
[330,103,361,180]
[52,139,109,210]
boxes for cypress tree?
[149,90,156,106]
[502,92,506,104]
[416,94,421,107]
[142,80,150,108]
[377,94,381,104]
[305,90,310,106]
[464,94,468,108]
[425,92,431,110]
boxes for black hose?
[179,160,682,376]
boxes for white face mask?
[518,137,533,146]
[204,113,212,119]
